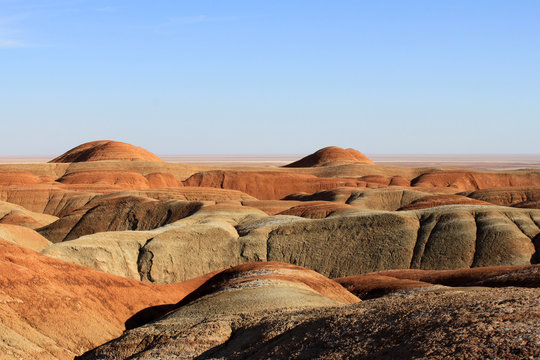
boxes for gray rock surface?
[43,205,540,283]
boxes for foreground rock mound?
[79,262,359,359]
[79,285,540,359]
[49,140,163,163]
[0,240,209,360]
[285,146,375,167]
[177,262,360,307]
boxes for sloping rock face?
[0,188,101,216]
[56,170,153,189]
[336,274,432,299]
[336,264,540,299]
[42,206,269,282]
[0,187,255,217]
[78,262,360,359]
[37,195,202,243]
[283,187,362,203]
[463,186,540,207]
[241,200,305,215]
[397,194,493,210]
[79,285,540,359]
[411,171,540,191]
[0,200,58,229]
[346,188,435,210]
[0,224,51,251]
[277,201,355,218]
[176,262,360,307]
[45,205,540,283]
[514,200,540,209]
[0,171,43,185]
[265,206,539,278]
[183,170,363,199]
[0,240,210,360]
[284,146,375,167]
[56,170,183,190]
[49,140,163,163]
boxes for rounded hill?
[49,140,163,163]
[285,146,375,167]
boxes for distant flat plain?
[1,154,539,170]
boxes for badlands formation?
[0,140,539,359]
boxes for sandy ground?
[0,154,539,170]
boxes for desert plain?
[0,140,539,359]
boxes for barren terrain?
[1,141,539,359]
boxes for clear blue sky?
[1,0,539,155]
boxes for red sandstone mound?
[145,172,182,188]
[284,146,375,167]
[360,175,410,186]
[49,140,163,163]
[0,240,210,360]
[56,170,181,190]
[411,171,540,191]
[183,170,364,200]
[57,170,151,190]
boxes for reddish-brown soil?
[0,224,51,251]
[49,140,163,163]
[0,171,43,186]
[412,171,540,191]
[1,144,540,359]
[359,174,410,186]
[183,170,367,200]
[284,146,375,167]
[0,239,212,359]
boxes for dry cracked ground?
[0,140,539,359]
